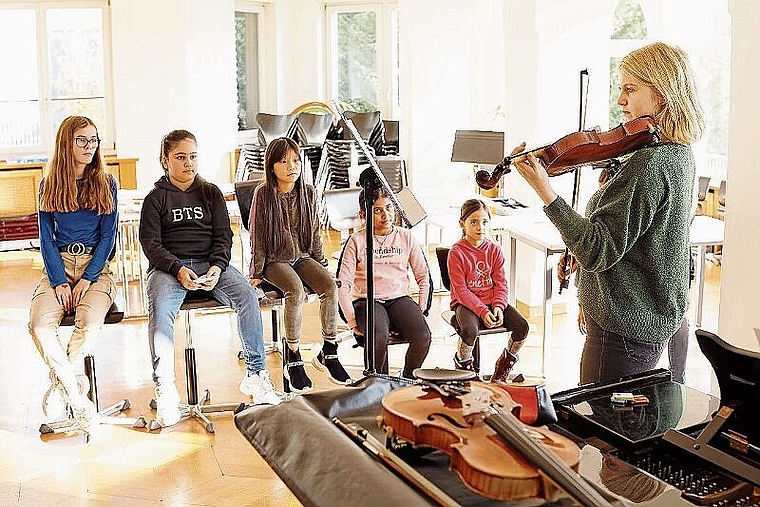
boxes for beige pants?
[29,253,116,397]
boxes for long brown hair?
[258,137,314,255]
[39,116,114,214]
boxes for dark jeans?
[353,296,431,378]
[453,303,529,346]
[580,313,687,384]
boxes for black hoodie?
[139,175,232,277]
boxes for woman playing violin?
[513,42,704,384]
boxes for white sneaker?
[70,394,98,434]
[76,374,90,396]
[42,371,68,418]
[154,383,182,427]
[239,370,282,405]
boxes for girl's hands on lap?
[178,266,201,290]
[198,266,222,291]
[492,307,504,327]
[71,279,91,307]
[55,283,73,313]
[483,311,498,328]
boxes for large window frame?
[325,1,399,118]
[0,0,114,158]
[235,0,265,134]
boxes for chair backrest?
[341,110,381,141]
[296,112,334,146]
[234,179,260,231]
[382,119,400,155]
[435,247,451,291]
[256,113,297,145]
[697,176,710,201]
[376,155,408,193]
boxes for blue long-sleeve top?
[38,176,119,287]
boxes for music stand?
[334,102,426,375]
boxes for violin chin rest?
[413,368,478,383]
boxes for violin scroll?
[475,158,511,190]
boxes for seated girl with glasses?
[28,115,118,436]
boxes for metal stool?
[39,300,135,434]
[148,291,245,433]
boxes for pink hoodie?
[447,238,509,320]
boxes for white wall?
[719,0,760,350]
[398,0,506,203]
[111,0,237,188]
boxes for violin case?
[235,376,576,507]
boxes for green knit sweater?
[544,143,695,343]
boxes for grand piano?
[235,329,760,506]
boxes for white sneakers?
[42,371,68,418]
[239,370,282,405]
[70,394,98,434]
[154,383,182,427]
[151,371,280,428]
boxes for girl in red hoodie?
[448,199,529,384]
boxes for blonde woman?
[513,42,704,384]
[29,115,118,434]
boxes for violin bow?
[332,417,462,507]
[559,68,589,294]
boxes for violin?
[475,115,660,190]
[381,382,611,504]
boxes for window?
[608,0,648,127]
[235,2,262,131]
[0,2,112,156]
[326,2,399,117]
[607,0,730,180]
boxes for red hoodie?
[447,238,509,319]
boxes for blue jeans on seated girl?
[146,259,265,385]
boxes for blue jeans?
[579,313,670,385]
[146,260,265,384]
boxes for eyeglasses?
[74,137,100,148]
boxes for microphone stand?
[360,168,379,375]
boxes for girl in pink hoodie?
[448,199,529,384]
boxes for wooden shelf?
[0,157,137,219]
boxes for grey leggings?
[264,257,338,345]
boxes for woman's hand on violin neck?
[511,143,557,205]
